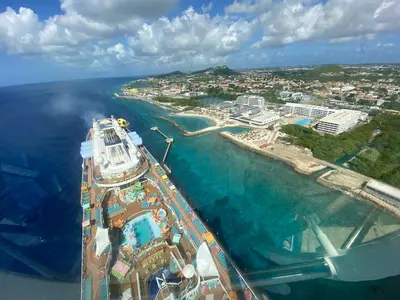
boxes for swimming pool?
[123,213,162,248]
[295,118,313,126]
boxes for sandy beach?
[173,111,223,125]
[171,112,252,136]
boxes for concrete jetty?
[150,126,174,165]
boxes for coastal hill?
[154,65,237,78]
[307,64,345,74]
[155,71,185,78]
[191,65,238,76]
[288,64,346,81]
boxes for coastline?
[219,131,326,175]
[157,112,250,137]
[114,93,180,112]
[173,112,221,126]
[220,131,400,217]
[116,90,400,218]
[317,170,400,218]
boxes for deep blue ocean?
[0,78,399,299]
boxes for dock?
[151,127,174,167]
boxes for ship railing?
[80,160,87,300]
[183,204,259,299]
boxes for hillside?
[190,65,237,76]
[307,64,344,74]
[213,65,237,76]
[154,65,237,78]
[155,71,184,78]
[190,67,213,75]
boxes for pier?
[151,127,174,166]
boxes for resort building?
[317,110,361,135]
[236,95,265,108]
[283,103,338,118]
[234,112,280,126]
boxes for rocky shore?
[220,131,400,217]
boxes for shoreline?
[114,93,181,112]
[220,131,400,217]
[117,90,400,218]
[173,112,221,126]
[219,131,326,175]
[159,113,250,137]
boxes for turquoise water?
[134,218,155,246]
[113,97,399,299]
[169,115,214,131]
[1,78,397,299]
[295,118,313,125]
[123,213,161,247]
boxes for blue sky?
[0,0,399,86]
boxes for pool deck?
[80,145,252,300]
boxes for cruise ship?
[79,116,258,300]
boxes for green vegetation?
[155,65,237,78]
[213,65,237,76]
[383,101,400,111]
[257,89,284,104]
[203,87,237,100]
[190,65,237,76]
[154,96,205,108]
[286,65,347,82]
[348,115,400,187]
[281,114,400,187]
[190,67,213,75]
[228,84,248,93]
[358,99,376,106]
[281,124,372,163]
[155,71,184,78]
[311,64,344,73]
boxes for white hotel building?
[317,110,361,135]
[283,103,338,118]
[236,95,265,108]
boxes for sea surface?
[0,78,399,299]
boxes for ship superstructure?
[80,116,258,300]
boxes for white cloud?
[89,59,103,69]
[202,2,214,13]
[377,42,395,47]
[107,44,125,60]
[60,0,178,22]
[0,0,399,74]
[0,7,42,54]
[225,0,273,15]
[226,0,400,48]
[0,3,256,71]
[329,34,376,44]
[127,7,257,62]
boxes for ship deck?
[81,146,247,300]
